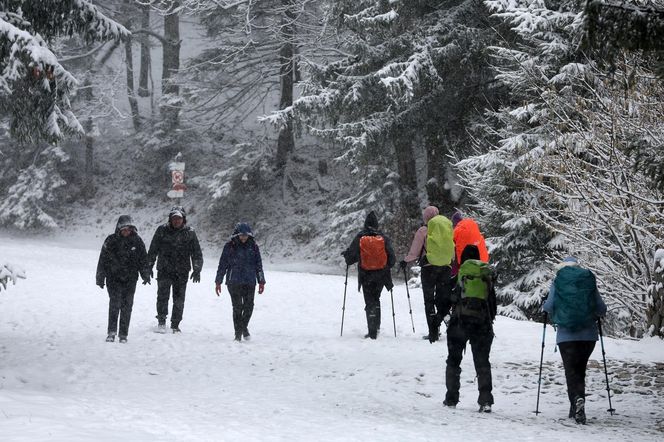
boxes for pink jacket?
[404,206,439,263]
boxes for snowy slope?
[0,235,663,441]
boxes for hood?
[364,211,379,230]
[451,210,463,227]
[422,206,439,224]
[232,222,254,238]
[168,205,187,226]
[115,215,137,234]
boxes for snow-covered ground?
[1,235,662,441]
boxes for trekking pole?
[340,266,349,337]
[534,312,547,415]
[403,267,415,333]
[598,318,616,415]
[390,289,397,337]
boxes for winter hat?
[169,206,185,218]
[116,215,137,232]
[556,256,579,270]
[422,206,439,224]
[364,211,379,230]
[562,256,578,264]
[451,210,463,227]
[233,222,254,237]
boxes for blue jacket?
[543,276,607,344]
[215,237,266,286]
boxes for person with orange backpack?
[399,206,455,343]
[451,211,489,276]
[342,211,396,339]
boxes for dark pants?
[107,279,137,338]
[228,284,256,334]
[445,319,494,406]
[421,265,453,333]
[558,341,596,406]
[362,281,383,338]
[156,273,188,328]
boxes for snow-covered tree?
[0,262,25,292]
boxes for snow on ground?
[1,235,663,441]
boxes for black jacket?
[96,217,149,285]
[147,219,203,277]
[343,211,396,291]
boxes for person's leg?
[444,322,467,406]
[106,281,122,337]
[118,280,137,338]
[575,341,596,399]
[156,276,173,325]
[241,285,256,334]
[420,266,439,338]
[558,342,583,410]
[228,285,243,339]
[470,327,494,406]
[362,282,381,339]
[170,275,188,329]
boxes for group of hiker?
[342,206,607,423]
[95,206,265,343]
[95,204,607,424]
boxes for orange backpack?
[454,218,489,264]
[359,235,388,271]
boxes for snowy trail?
[1,236,663,441]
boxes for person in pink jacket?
[399,206,454,342]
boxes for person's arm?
[385,235,396,269]
[542,284,555,315]
[595,289,607,317]
[404,227,426,263]
[215,243,231,285]
[146,226,162,271]
[95,237,111,288]
[136,236,150,282]
[190,230,204,274]
[254,243,266,285]
[342,234,360,266]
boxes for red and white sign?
[167,161,186,199]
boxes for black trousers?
[362,281,383,337]
[558,341,596,405]
[156,273,188,328]
[107,279,137,337]
[445,320,494,406]
[228,284,256,334]
[421,265,453,333]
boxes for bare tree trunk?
[424,132,457,213]
[162,1,181,128]
[275,0,295,170]
[138,3,151,97]
[394,130,420,220]
[647,252,664,338]
[82,77,95,198]
[124,35,141,131]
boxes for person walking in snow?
[399,206,455,343]
[147,206,203,333]
[444,245,497,412]
[96,215,151,343]
[451,211,489,277]
[215,223,266,342]
[542,256,607,424]
[342,211,396,339]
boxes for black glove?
[191,271,201,283]
[399,260,407,270]
[96,280,104,289]
[142,276,151,285]
[340,250,347,258]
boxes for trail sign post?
[167,157,186,200]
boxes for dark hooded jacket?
[342,211,396,291]
[96,215,149,285]
[215,223,266,286]
[147,208,203,277]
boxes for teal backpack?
[456,259,493,322]
[551,266,598,330]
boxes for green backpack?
[457,259,493,321]
[551,266,597,330]
[426,215,454,266]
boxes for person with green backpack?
[443,245,497,412]
[400,206,456,343]
[543,256,606,424]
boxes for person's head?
[422,206,439,224]
[451,210,463,227]
[115,215,137,236]
[364,211,379,230]
[460,244,480,264]
[233,222,254,242]
[556,256,579,271]
[169,206,187,229]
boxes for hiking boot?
[426,327,440,343]
[479,404,492,413]
[574,397,586,424]
[242,328,251,340]
[172,327,181,334]
[443,400,456,409]
[156,323,167,334]
[106,334,115,343]
[234,332,242,342]
[119,336,128,344]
